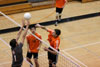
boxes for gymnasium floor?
[0,1,100,67]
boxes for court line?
[62,50,88,67]
[0,37,12,57]
[66,38,100,59]
[63,41,100,51]
[0,37,10,48]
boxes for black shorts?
[12,65,21,67]
[12,58,23,67]
[48,48,59,64]
[56,7,63,14]
[27,52,38,59]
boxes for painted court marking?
[62,50,88,67]
[63,41,100,51]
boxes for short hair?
[29,25,36,30]
[9,39,16,49]
[54,29,61,36]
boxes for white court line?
[62,50,88,67]
[63,41,100,51]
[0,38,10,48]
[0,37,12,57]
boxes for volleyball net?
[0,11,83,67]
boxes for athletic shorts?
[56,7,63,14]
[12,59,23,67]
[12,64,22,67]
[27,52,38,59]
[48,47,59,64]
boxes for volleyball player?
[9,19,29,67]
[26,25,42,67]
[55,0,67,26]
[36,24,61,67]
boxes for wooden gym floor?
[0,1,100,67]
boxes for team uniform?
[47,29,60,64]
[56,0,66,14]
[11,43,23,67]
[26,33,41,59]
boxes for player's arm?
[44,47,57,55]
[44,40,60,55]
[66,0,68,3]
[27,39,30,52]
[16,19,25,42]
[37,36,42,50]
[21,20,30,44]
[37,41,42,50]
[35,24,49,32]
[38,42,42,50]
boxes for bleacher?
[0,0,27,5]
[0,0,54,15]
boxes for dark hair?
[9,39,16,49]
[29,25,36,30]
[54,29,61,36]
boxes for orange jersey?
[26,33,42,53]
[47,29,60,50]
[56,0,66,8]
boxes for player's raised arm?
[21,20,29,44]
[16,19,25,42]
[44,47,57,55]
[37,36,42,50]
[35,24,49,32]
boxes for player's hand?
[28,49,31,52]
[37,47,40,51]
[26,20,30,26]
[44,47,48,51]
[22,19,25,27]
[35,24,41,28]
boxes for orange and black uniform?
[26,33,41,59]
[47,29,60,64]
[56,0,66,14]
